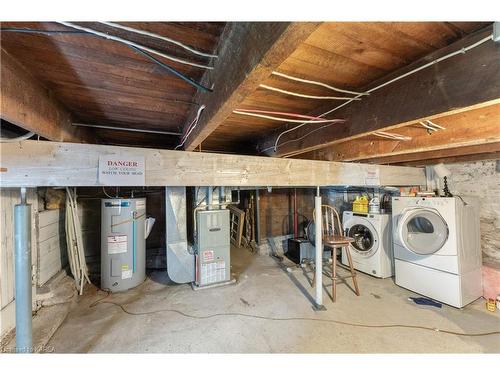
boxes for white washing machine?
[392,196,482,308]
[342,211,394,278]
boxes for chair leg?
[345,245,360,296]
[332,248,337,302]
[311,261,316,287]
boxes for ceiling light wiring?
[272,71,368,96]
[100,22,218,59]
[269,33,493,153]
[259,84,360,101]
[58,22,214,70]
[175,105,206,150]
[233,110,344,124]
[0,27,212,92]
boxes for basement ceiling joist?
[259,25,499,157]
[197,22,491,152]
[0,140,426,187]
[0,22,225,145]
[181,22,322,151]
[0,48,93,143]
[297,103,500,163]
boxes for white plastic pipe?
[314,190,323,307]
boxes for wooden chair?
[312,204,360,302]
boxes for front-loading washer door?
[399,208,448,255]
[346,219,379,257]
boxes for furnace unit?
[195,209,231,288]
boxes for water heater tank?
[101,198,154,292]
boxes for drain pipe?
[255,189,260,245]
[206,187,213,208]
[14,188,33,352]
[314,187,325,310]
[293,188,298,239]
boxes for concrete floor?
[16,247,500,353]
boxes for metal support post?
[14,187,33,353]
[314,187,325,310]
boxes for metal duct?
[166,187,195,283]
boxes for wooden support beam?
[182,22,322,151]
[260,26,500,157]
[0,141,425,187]
[357,142,500,166]
[0,48,93,143]
[298,103,500,162]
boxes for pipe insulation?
[14,197,33,353]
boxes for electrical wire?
[58,22,213,70]
[419,121,438,131]
[0,131,35,143]
[268,33,493,153]
[0,27,212,93]
[0,27,87,35]
[100,22,218,59]
[234,109,345,121]
[271,71,368,96]
[102,187,116,199]
[259,84,360,101]
[266,123,337,152]
[175,105,206,150]
[425,120,446,130]
[233,110,344,124]
[89,296,500,338]
[373,131,412,141]
[129,46,213,93]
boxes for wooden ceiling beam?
[182,22,322,151]
[363,142,500,166]
[0,48,93,143]
[297,104,500,162]
[259,26,499,157]
[0,140,425,187]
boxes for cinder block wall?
[445,159,500,265]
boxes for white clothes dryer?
[392,196,482,308]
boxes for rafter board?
[0,141,425,187]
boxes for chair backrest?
[313,204,343,239]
